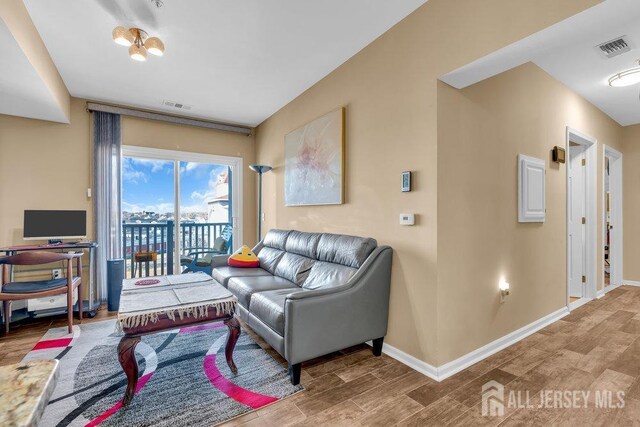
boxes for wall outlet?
[52,269,63,279]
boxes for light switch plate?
[399,213,415,225]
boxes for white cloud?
[129,158,170,173]
[122,160,148,184]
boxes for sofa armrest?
[283,246,392,364]
[210,254,231,268]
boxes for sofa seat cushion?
[228,275,298,309]
[249,288,305,335]
[212,266,271,287]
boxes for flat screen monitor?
[23,210,87,240]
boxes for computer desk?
[0,241,99,317]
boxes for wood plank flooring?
[3,286,640,426]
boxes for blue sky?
[122,157,227,214]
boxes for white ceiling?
[22,0,427,127]
[440,0,640,127]
[0,18,67,123]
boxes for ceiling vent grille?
[596,36,631,59]
[163,100,192,111]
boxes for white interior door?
[569,144,587,298]
[608,151,623,287]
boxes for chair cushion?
[227,276,298,309]
[212,266,271,287]
[274,253,315,286]
[284,231,321,258]
[213,237,228,252]
[249,288,305,335]
[316,233,377,268]
[2,277,79,294]
[302,261,357,290]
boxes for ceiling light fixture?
[112,27,164,61]
[609,61,640,87]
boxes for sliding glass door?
[121,147,243,278]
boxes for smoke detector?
[596,36,632,59]
[163,100,192,111]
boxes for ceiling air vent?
[163,100,192,111]
[596,36,632,59]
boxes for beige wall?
[437,63,623,364]
[0,97,256,293]
[0,98,91,246]
[255,0,602,366]
[623,125,640,281]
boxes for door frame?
[602,145,623,293]
[121,145,244,269]
[566,127,597,310]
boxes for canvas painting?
[284,108,344,206]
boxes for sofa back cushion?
[258,229,291,274]
[316,233,377,268]
[285,231,321,258]
[262,229,290,250]
[303,261,357,290]
[274,253,315,286]
[258,228,376,289]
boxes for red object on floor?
[32,337,73,350]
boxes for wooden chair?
[1,251,83,334]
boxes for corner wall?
[437,62,623,364]
[255,0,602,366]
[623,124,640,282]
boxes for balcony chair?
[181,225,233,276]
[1,251,83,334]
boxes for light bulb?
[144,37,165,56]
[129,45,147,62]
[112,26,133,47]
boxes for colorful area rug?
[23,319,302,426]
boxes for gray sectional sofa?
[211,229,393,385]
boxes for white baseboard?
[597,289,605,298]
[623,280,640,287]
[377,342,439,381]
[377,306,570,382]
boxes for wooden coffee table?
[116,273,240,405]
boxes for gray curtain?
[93,111,122,302]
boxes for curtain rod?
[86,102,253,136]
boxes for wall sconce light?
[499,279,510,302]
[552,146,566,163]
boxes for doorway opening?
[121,146,243,278]
[603,146,623,292]
[566,127,597,310]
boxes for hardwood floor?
[3,286,640,425]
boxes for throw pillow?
[228,245,260,268]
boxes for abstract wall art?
[284,108,344,206]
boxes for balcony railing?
[122,221,231,278]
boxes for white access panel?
[518,154,546,223]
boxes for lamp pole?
[249,164,272,242]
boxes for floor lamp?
[249,164,272,242]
